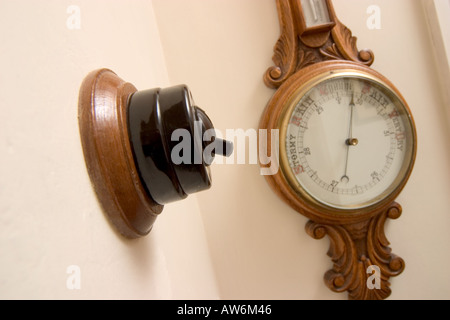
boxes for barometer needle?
[341,93,356,183]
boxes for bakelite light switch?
[78,69,233,238]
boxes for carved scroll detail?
[296,50,318,71]
[305,203,405,300]
[330,20,375,66]
[264,1,375,89]
[264,0,298,89]
[319,43,345,61]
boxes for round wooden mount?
[78,69,163,239]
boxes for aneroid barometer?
[260,0,417,300]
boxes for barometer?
[260,0,417,300]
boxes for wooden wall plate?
[78,69,163,239]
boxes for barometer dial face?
[280,70,416,210]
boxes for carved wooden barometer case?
[260,0,417,300]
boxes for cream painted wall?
[153,0,450,299]
[0,0,219,299]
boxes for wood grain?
[78,69,163,239]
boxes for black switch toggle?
[127,85,233,205]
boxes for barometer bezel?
[261,61,417,224]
